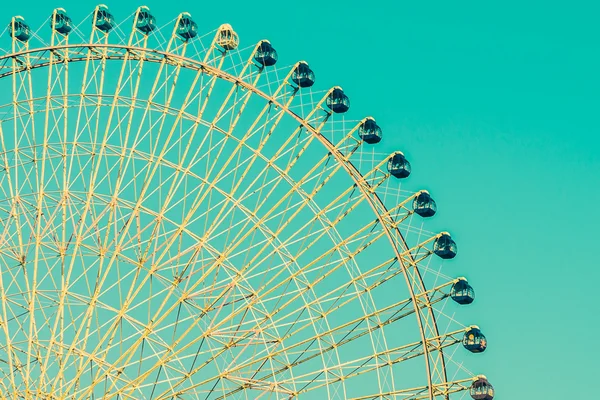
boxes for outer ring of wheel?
[0,43,449,398]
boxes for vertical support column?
[7,16,36,393]
[35,8,73,394]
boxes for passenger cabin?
[326,87,350,113]
[176,13,198,40]
[450,278,475,305]
[433,232,457,259]
[216,24,239,50]
[413,190,436,217]
[135,6,156,34]
[358,118,382,144]
[51,8,72,35]
[94,4,114,32]
[463,326,487,353]
[387,152,411,179]
[292,61,315,88]
[470,376,494,400]
[254,40,278,67]
[8,16,31,42]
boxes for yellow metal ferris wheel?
[0,5,495,399]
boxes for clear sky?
[2,0,599,398]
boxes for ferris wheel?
[0,5,495,399]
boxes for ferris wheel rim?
[0,35,468,397]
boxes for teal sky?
[3,0,599,397]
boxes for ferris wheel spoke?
[0,269,23,391]
[34,52,75,390]
[279,328,466,396]
[8,43,35,265]
[346,376,474,400]
[6,26,51,386]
